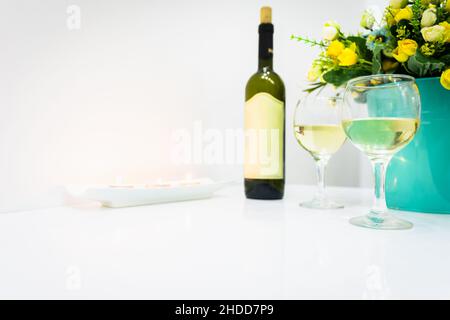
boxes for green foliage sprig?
[411,0,424,40]
[290,35,326,48]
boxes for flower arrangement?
[292,0,450,92]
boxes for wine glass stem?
[370,158,391,218]
[315,158,329,200]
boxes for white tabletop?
[0,184,449,300]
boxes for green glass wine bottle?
[244,6,285,200]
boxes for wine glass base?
[349,214,413,230]
[300,198,344,210]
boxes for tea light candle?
[151,179,173,188]
[110,176,135,189]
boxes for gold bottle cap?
[260,6,272,24]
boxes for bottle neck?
[258,58,273,70]
[258,23,274,71]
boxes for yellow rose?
[398,39,418,56]
[392,39,417,63]
[326,40,345,58]
[446,0,450,12]
[393,47,409,62]
[439,21,450,42]
[440,69,450,90]
[385,8,400,26]
[338,48,358,66]
[395,6,413,22]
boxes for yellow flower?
[420,43,436,56]
[395,6,413,23]
[385,8,400,26]
[398,39,418,56]
[393,39,417,63]
[338,48,358,66]
[393,47,409,62]
[440,69,450,90]
[326,40,345,58]
[446,0,450,13]
[439,21,450,43]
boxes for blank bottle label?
[244,92,284,179]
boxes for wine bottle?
[244,6,285,200]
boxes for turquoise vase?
[385,77,450,213]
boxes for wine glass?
[293,87,347,209]
[339,74,421,230]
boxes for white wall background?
[0,0,382,211]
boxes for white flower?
[421,8,437,27]
[361,10,376,30]
[307,65,322,82]
[322,21,340,41]
[421,25,446,42]
[390,0,408,9]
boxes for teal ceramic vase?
[386,77,450,213]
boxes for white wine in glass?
[341,118,419,157]
[340,75,421,230]
[294,88,346,209]
[294,124,346,160]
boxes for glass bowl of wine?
[293,86,346,209]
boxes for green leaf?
[322,67,372,87]
[407,51,446,77]
[372,45,383,74]
[304,82,326,93]
[347,36,371,60]
[439,54,450,65]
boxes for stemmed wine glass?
[339,74,421,230]
[293,87,347,209]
